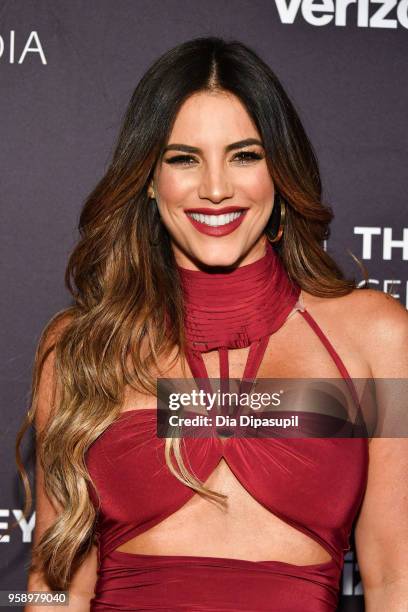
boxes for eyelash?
[165,151,264,166]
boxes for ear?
[147,180,156,199]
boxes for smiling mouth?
[186,211,246,227]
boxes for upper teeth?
[187,211,243,226]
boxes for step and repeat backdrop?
[1,1,406,610]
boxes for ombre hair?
[15,36,363,589]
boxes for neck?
[176,241,301,353]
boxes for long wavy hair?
[14,36,364,590]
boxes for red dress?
[86,243,368,611]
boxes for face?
[148,91,275,270]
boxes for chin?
[190,244,248,270]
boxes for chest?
[122,308,370,412]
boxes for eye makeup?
[164,149,264,166]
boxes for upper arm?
[354,291,408,589]
[27,313,98,604]
[31,314,71,548]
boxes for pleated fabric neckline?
[176,241,301,356]
[175,241,302,402]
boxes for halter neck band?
[176,241,301,354]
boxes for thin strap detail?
[187,337,270,409]
[186,304,365,433]
[241,336,269,386]
[218,347,230,396]
[218,347,229,381]
[299,309,362,416]
[299,310,352,381]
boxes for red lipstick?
[184,206,248,215]
[184,207,248,237]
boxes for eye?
[164,150,264,166]
[164,155,197,166]
[232,150,264,164]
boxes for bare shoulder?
[302,288,408,375]
[302,287,407,327]
[33,308,76,433]
[34,308,76,389]
[346,287,407,321]
[37,309,76,357]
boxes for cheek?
[239,166,275,206]
[155,168,193,207]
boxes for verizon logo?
[275,0,408,28]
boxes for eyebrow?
[162,138,264,155]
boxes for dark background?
[1,1,407,610]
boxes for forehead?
[168,91,260,144]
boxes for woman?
[19,37,408,611]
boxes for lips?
[184,206,248,215]
[185,207,248,237]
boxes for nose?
[197,161,234,203]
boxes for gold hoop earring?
[148,198,162,247]
[265,199,286,243]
